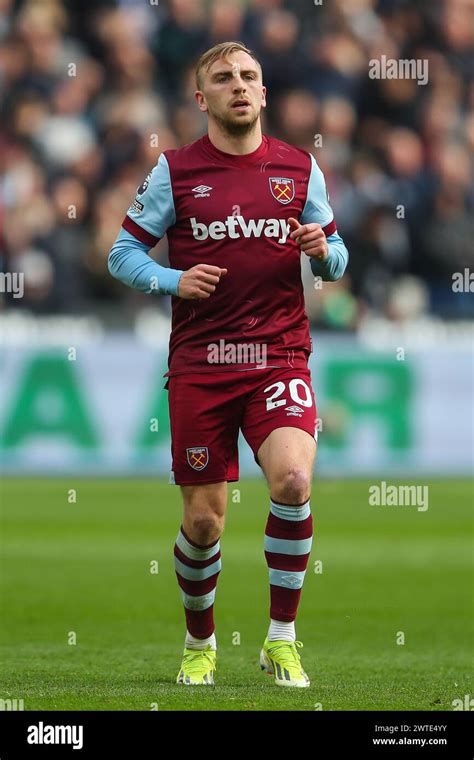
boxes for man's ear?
[195,90,208,113]
[261,85,267,109]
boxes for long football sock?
[264,499,313,625]
[174,527,221,640]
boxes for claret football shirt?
[117,134,348,376]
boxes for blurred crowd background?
[1,0,473,329]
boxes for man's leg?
[257,426,316,638]
[174,482,227,666]
[254,426,316,686]
[167,370,241,682]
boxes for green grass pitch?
[1,478,472,711]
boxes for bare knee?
[271,468,311,505]
[186,512,224,545]
[181,484,226,545]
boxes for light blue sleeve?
[309,232,349,282]
[126,152,176,239]
[301,153,349,282]
[108,152,183,296]
[108,229,183,296]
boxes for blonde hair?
[195,41,262,90]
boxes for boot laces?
[182,647,216,674]
[268,640,303,669]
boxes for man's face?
[196,51,266,136]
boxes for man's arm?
[108,152,183,295]
[296,153,349,281]
[108,228,183,295]
[108,230,228,298]
[108,153,228,300]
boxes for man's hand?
[288,217,328,261]
[177,264,228,300]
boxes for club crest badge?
[269,177,295,205]
[186,447,209,471]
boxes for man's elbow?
[313,251,348,281]
[324,269,344,282]
[330,257,348,281]
[108,246,121,279]
[326,240,349,281]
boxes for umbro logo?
[192,185,213,198]
[280,574,301,587]
[285,405,303,417]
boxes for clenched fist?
[288,217,328,261]
[177,264,228,300]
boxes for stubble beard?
[212,109,260,138]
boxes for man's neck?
[207,121,263,155]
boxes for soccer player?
[108,41,348,688]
